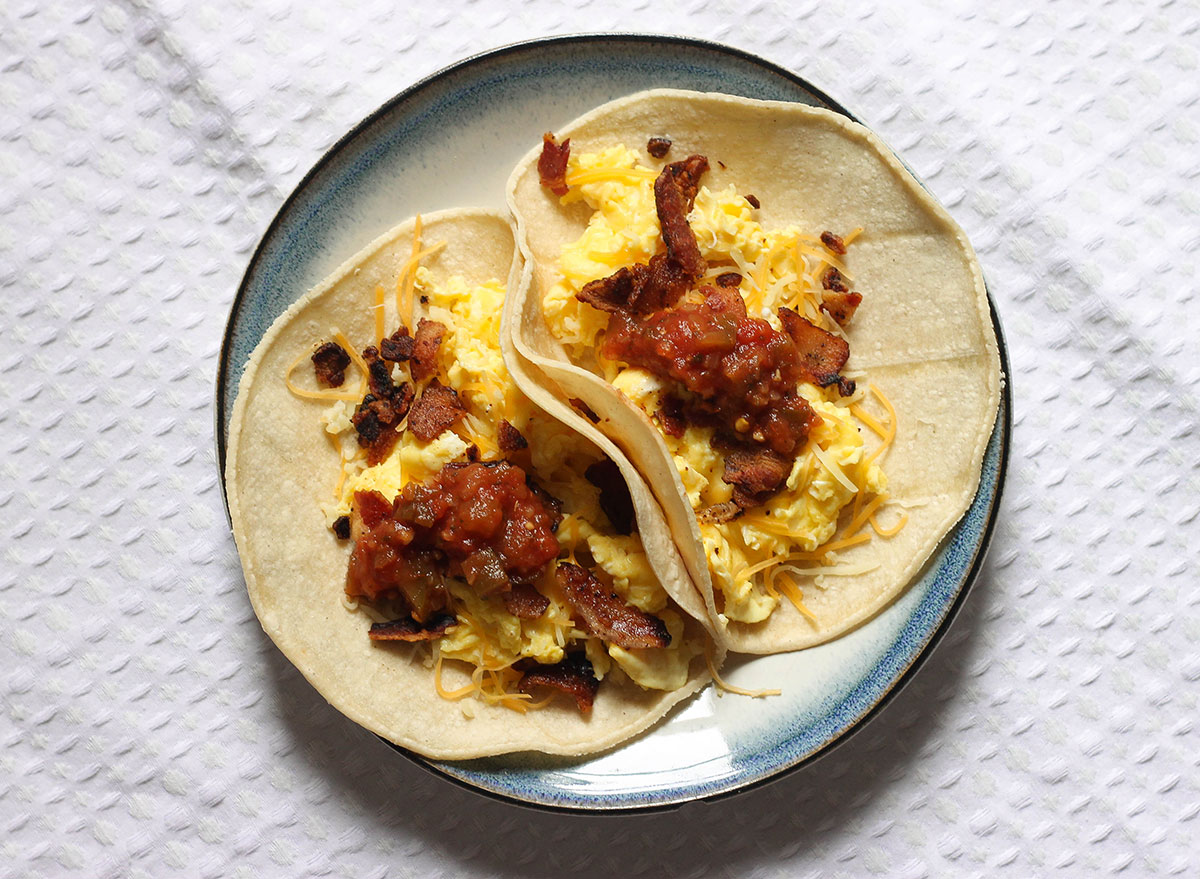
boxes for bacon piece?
[584,457,635,535]
[351,379,414,466]
[646,136,672,158]
[503,582,550,620]
[745,194,760,209]
[697,501,743,524]
[701,283,747,318]
[311,341,351,388]
[820,290,863,326]
[497,420,528,453]
[722,446,792,508]
[569,398,601,424]
[332,515,351,539]
[777,307,854,396]
[410,319,446,383]
[822,266,850,293]
[657,393,686,438]
[538,133,571,196]
[406,380,465,442]
[820,230,847,255]
[716,272,742,288]
[518,653,600,713]
[380,325,414,362]
[368,612,457,642]
[654,156,708,281]
[354,490,393,530]
[556,563,671,650]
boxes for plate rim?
[214,32,1012,814]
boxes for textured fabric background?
[2,1,1198,876]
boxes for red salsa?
[346,461,562,620]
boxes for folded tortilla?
[506,90,1002,653]
[226,208,716,758]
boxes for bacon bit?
[577,253,693,314]
[368,612,457,642]
[411,318,446,383]
[745,194,761,209]
[311,342,351,388]
[821,289,863,326]
[722,446,792,508]
[497,420,528,453]
[407,379,465,442]
[354,490,393,530]
[518,653,600,713]
[503,582,550,619]
[777,306,855,396]
[716,272,743,288]
[584,457,635,535]
[657,393,686,438]
[556,563,671,650]
[538,133,571,196]
[822,266,850,293]
[820,230,847,255]
[380,325,414,362]
[700,283,747,318]
[569,398,601,424]
[655,156,708,280]
[697,501,743,524]
[646,136,672,158]
[332,515,351,539]
[351,383,414,465]
[466,444,481,463]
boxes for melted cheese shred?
[705,650,781,699]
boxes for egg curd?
[319,268,697,702]
[544,145,895,625]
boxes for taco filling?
[300,249,702,712]
[532,136,897,627]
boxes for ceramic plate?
[217,34,1011,812]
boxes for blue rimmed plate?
[217,34,1010,813]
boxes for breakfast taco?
[506,90,1002,654]
[225,208,717,759]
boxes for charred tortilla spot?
[311,341,351,388]
[518,653,600,713]
[368,612,457,642]
[556,563,671,650]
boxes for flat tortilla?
[226,208,715,758]
[506,90,1002,653]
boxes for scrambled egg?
[546,145,888,623]
[321,268,693,691]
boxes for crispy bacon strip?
[584,457,635,535]
[311,341,351,388]
[722,446,792,508]
[406,379,465,442]
[380,325,414,362]
[368,612,457,642]
[777,307,854,396]
[654,156,708,281]
[556,563,671,650]
[497,420,528,453]
[410,318,446,383]
[518,653,600,713]
[503,582,550,620]
[538,133,571,196]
